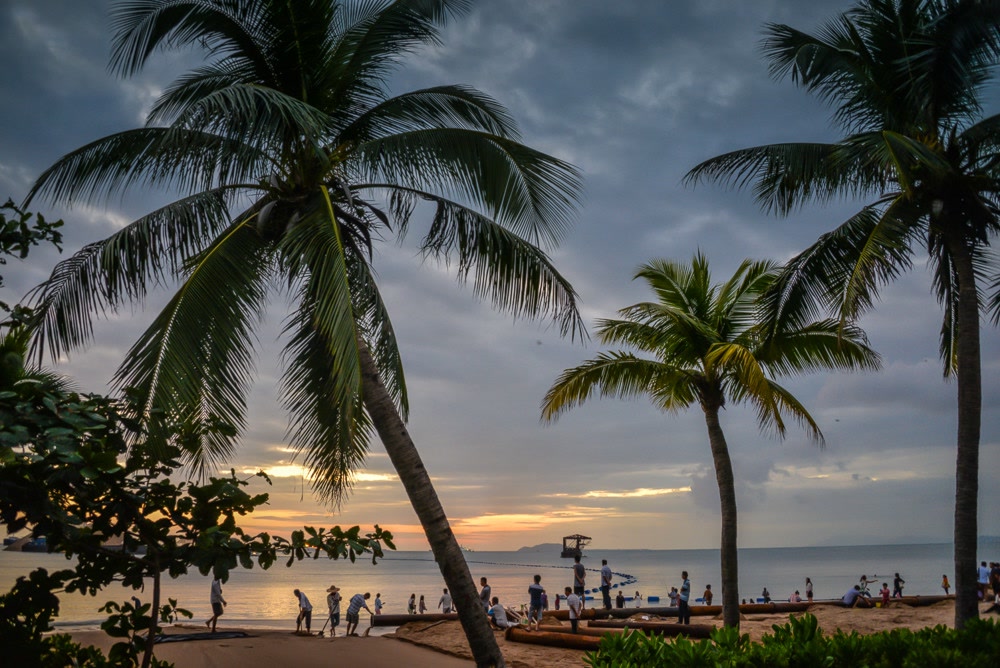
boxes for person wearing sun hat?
[326,585,342,638]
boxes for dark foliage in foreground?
[584,612,1000,667]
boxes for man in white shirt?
[565,586,582,633]
[438,588,453,613]
[487,596,517,629]
[206,578,226,632]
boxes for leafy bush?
[584,613,1000,667]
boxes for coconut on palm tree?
[685,0,1000,627]
[23,1,583,664]
[541,254,879,629]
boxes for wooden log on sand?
[809,594,953,609]
[504,626,604,651]
[371,612,458,626]
[587,619,715,638]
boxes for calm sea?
[0,542,987,634]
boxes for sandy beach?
[69,599,997,667]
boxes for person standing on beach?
[805,577,814,602]
[634,590,644,607]
[325,585,341,637]
[565,586,582,634]
[615,591,625,608]
[345,592,372,636]
[880,582,891,606]
[438,588,452,613]
[528,574,545,630]
[942,574,951,594]
[600,558,613,610]
[206,577,226,632]
[479,577,491,612]
[892,572,905,598]
[573,554,586,610]
[761,587,771,603]
[418,594,427,614]
[293,588,312,634]
[678,571,691,624]
[408,593,416,614]
[702,584,713,605]
[374,593,383,615]
[978,561,991,598]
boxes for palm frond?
[755,319,881,376]
[348,258,409,419]
[24,189,235,364]
[25,128,263,207]
[109,0,268,78]
[112,215,274,477]
[366,187,586,340]
[280,288,372,507]
[352,129,582,247]
[342,85,521,143]
[685,142,871,215]
[541,353,696,422]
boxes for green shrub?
[584,614,1000,667]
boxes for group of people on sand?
[841,572,908,608]
[291,586,377,637]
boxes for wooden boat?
[587,619,714,638]
[371,612,458,626]
[504,625,604,650]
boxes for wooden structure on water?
[560,534,591,558]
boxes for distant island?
[516,543,561,553]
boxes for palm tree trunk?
[357,341,506,667]
[703,402,740,629]
[945,235,981,629]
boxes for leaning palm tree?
[685,0,1000,627]
[541,254,879,629]
[23,1,584,664]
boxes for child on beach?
[374,593,383,615]
[892,572,905,598]
[805,577,814,601]
[702,584,713,605]
[880,583,890,606]
[942,575,950,595]
[418,594,427,614]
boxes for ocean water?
[0,542,974,633]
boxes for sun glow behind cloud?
[546,487,691,499]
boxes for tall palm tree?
[23,1,584,664]
[685,0,1000,627]
[541,254,879,628]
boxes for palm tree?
[685,0,1000,627]
[23,1,584,664]
[541,254,879,628]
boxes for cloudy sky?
[1,0,997,551]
